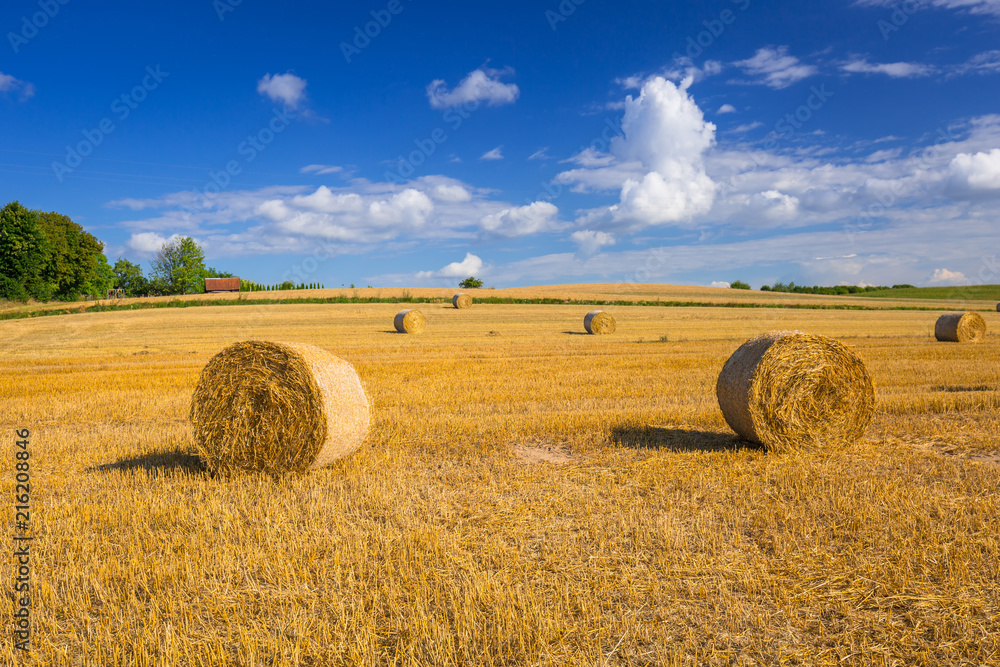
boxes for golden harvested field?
[1,295,999,665]
[4,282,998,317]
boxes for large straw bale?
[453,293,472,309]
[190,341,370,474]
[716,331,874,453]
[584,310,616,335]
[394,309,427,333]
[935,311,986,342]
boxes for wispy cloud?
[855,0,1000,17]
[0,72,35,101]
[734,46,817,89]
[842,58,935,77]
[480,146,504,161]
[300,164,343,175]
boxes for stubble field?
[1,291,998,665]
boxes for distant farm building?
[205,277,241,293]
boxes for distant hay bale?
[190,341,370,474]
[584,310,616,335]
[453,293,472,309]
[716,331,874,454]
[935,311,986,342]
[394,308,426,333]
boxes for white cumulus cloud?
[126,232,180,255]
[927,268,968,285]
[416,252,484,279]
[571,230,616,258]
[481,201,560,237]
[946,148,1000,196]
[560,76,717,231]
[257,72,307,109]
[710,281,731,288]
[426,67,519,109]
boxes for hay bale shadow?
[90,450,207,475]
[610,426,762,453]
[561,331,589,336]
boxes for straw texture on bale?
[716,331,875,454]
[190,341,370,474]
[394,308,427,333]
[453,293,473,309]
[584,310,616,335]
[935,312,986,342]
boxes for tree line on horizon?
[0,201,233,301]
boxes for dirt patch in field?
[907,437,1000,467]
[513,443,573,464]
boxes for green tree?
[0,201,50,301]
[152,237,208,295]
[36,210,107,298]
[459,276,483,289]
[85,254,116,297]
[113,258,149,297]
[730,280,751,290]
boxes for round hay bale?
[584,310,616,335]
[715,331,875,454]
[394,308,426,334]
[190,341,370,474]
[453,293,472,309]
[935,311,986,342]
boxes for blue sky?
[2,0,999,289]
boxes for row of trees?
[241,280,325,291]
[1,201,234,301]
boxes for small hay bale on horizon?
[584,310,616,335]
[935,311,986,342]
[394,308,427,334]
[716,330,874,454]
[189,340,370,474]
[453,293,472,309]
